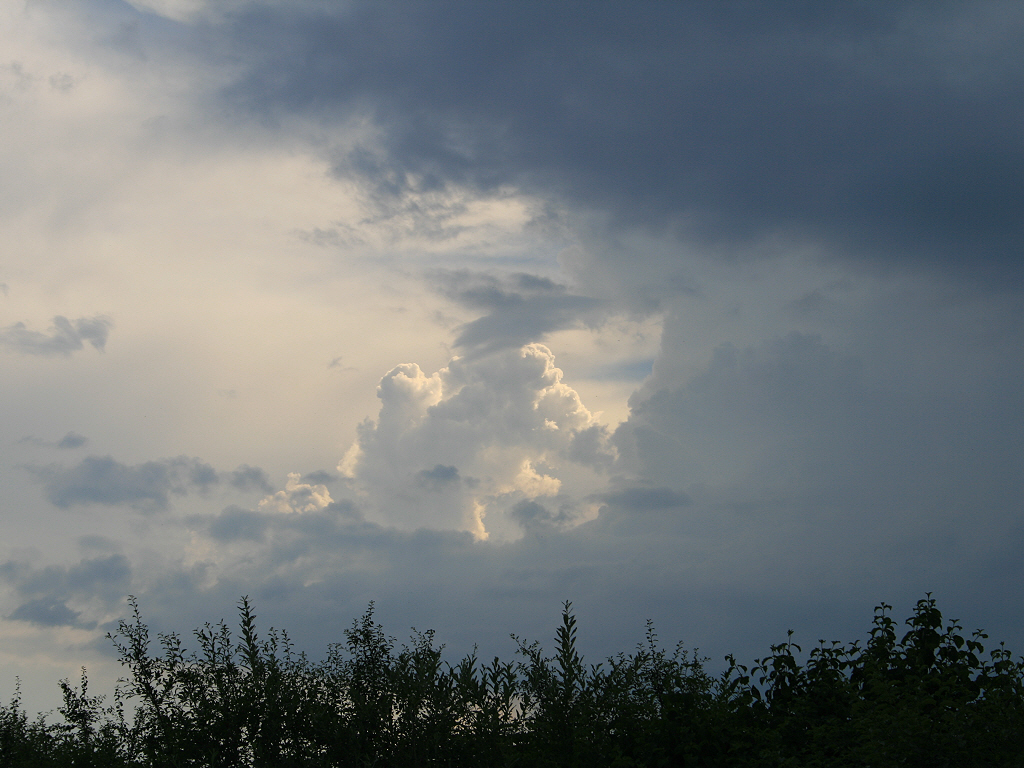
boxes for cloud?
[29,455,221,511]
[68,469,1024,680]
[218,2,1024,281]
[77,535,121,553]
[614,331,879,487]
[1,554,132,629]
[598,487,691,512]
[0,315,112,356]
[585,359,655,383]
[612,314,1024,561]
[25,455,282,512]
[17,432,90,450]
[340,344,614,539]
[508,498,581,534]
[57,432,89,449]
[8,599,86,628]
[123,0,208,23]
[205,498,365,550]
[228,464,274,493]
[208,505,270,543]
[257,472,333,514]
[430,270,605,355]
[5,0,1024,713]
[415,464,460,489]
[302,469,337,485]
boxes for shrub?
[1,595,1022,767]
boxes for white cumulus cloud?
[340,344,614,539]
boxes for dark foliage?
[2,594,1022,766]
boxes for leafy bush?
[1,594,1022,766]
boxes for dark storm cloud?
[614,332,873,486]
[430,270,604,354]
[0,315,112,356]
[29,455,221,511]
[219,1,1024,278]
[614,328,1024,522]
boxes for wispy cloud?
[1,554,131,629]
[431,270,605,355]
[18,432,89,450]
[26,456,273,512]
[0,315,111,356]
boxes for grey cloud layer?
[615,319,1024,577]
[14,471,1020,670]
[219,1,1024,277]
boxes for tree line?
[1,594,1022,766]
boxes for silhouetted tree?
[1,594,1022,767]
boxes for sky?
[2,0,1023,712]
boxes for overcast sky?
[3,0,1023,712]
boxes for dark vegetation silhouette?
[1,595,1022,766]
